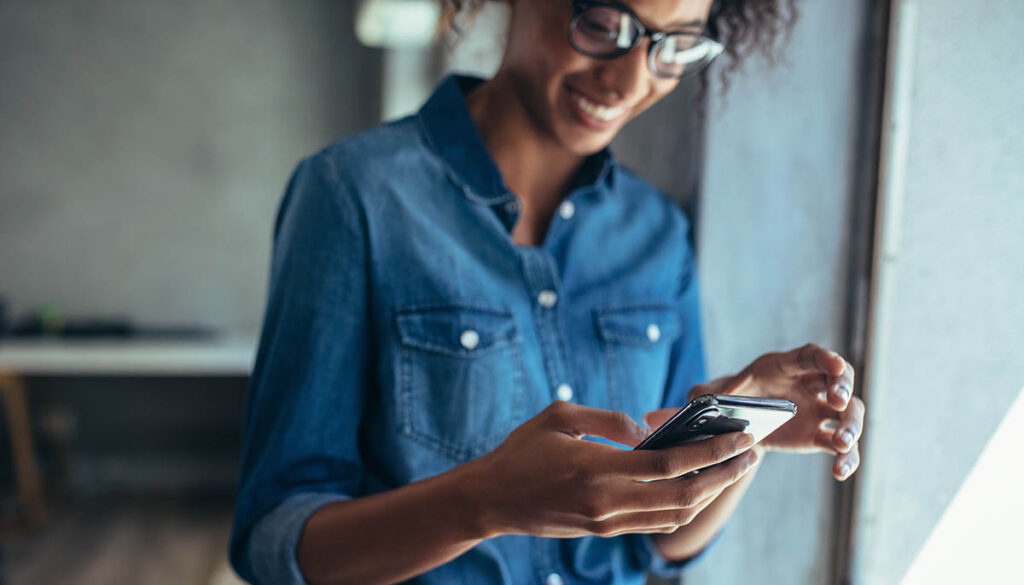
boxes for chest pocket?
[594,303,681,424]
[395,302,526,462]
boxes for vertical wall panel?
[854,1,1024,582]
[690,1,869,583]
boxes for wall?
[689,0,871,583]
[0,0,383,492]
[0,0,382,338]
[853,1,1024,582]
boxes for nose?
[592,40,651,103]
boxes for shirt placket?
[519,248,577,405]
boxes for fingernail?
[840,462,852,479]
[838,429,853,446]
[745,450,759,467]
[839,386,851,402]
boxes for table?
[0,338,257,526]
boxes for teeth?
[571,90,624,122]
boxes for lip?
[564,85,627,131]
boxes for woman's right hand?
[460,400,759,539]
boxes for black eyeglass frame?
[567,0,723,79]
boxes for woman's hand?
[686,343,865,481]
[461,401,760,540]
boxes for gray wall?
[0,0,382,492]
[0,0,382,337]
[688,1,870,583]
[853,1,1024,582]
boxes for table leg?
[0,372,47,526]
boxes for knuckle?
[652,453,676,478]
[579,492,609,520]
[677,485,701,509]
[586,519,615,537]
[542,402,566,424]
[611,411,633,430]
[710,438,734,461]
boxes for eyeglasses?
[568,0,724,80]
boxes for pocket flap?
[396,302,518,357]
[594,303,681,347]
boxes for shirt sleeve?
[627,206,717,577]
[229,152,372,585]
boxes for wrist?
[445,458,505,541]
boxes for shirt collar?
[417,74,617,205]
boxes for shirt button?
[556,383,574,401]
[504,199,520,214]
[546,573,564,585]
[646,323,661,343]
[459,329,480,350]
[537,289,558,308]
[558,200,575,219]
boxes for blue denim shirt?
[230,74,709,585]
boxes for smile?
[568,87,626,123]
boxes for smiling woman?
[228,1,866,584]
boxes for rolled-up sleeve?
[229,152,372,585]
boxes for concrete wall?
[0,0,382,338]
[688,0,870,583]
[0,0,382,492]
[853,1,1024,582]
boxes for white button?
[537,290,558,308]
[556,384,574,401]
[558,201,575,219]
[504,199,519,214]
[646,323,661,343]
[546,573,564,585]
[459,329,480,350]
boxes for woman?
[230,1,866,584]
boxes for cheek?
[627,83,679,121]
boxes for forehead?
[617,0,713,30]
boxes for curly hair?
[438,0,799,96]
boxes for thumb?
[547,403,649,447]
[643,407,679,429]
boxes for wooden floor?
[1,496,245,585]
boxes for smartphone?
[635,394,797,451]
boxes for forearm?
[297,463,488,585]
[649,446,764,561]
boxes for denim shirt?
[230,74,709,585]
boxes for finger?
[617,432,754,480]
[834,442,860,481]
[544,401,649,447]
[624,450,760,512]
[833,396,865,452]
[643,407,679,429]
[585,492,726,536]
[816,399,842,421]
[775,343,847,378]
[799,372,829,395]
[827,363,855,409]
[813,427,840,454]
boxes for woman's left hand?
[646,343,865,481]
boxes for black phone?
[635,394,797,451]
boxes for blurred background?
[0,0,1020,583]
